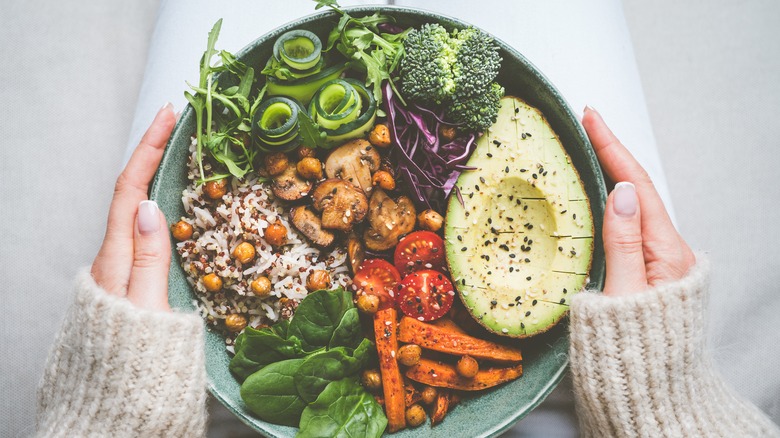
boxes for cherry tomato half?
[352,259,402,310]
[393,231,446,277]
[396,269,455,321]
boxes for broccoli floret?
[399,24,502,131]
[451,27,501,99]
[399,23,455,104]
[446,82,505,132]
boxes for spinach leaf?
[297,377,387,438]
[229,326,306,380]
[329,307,362,350]
[287,288,354,352]
[240,358,307,427]
[293,338,374,403]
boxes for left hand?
[91,103,176,311]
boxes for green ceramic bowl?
[151,6,606,437]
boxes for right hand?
[582,106,696,296]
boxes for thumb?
[602,182,648,296]
[127,200,172,311]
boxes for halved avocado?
[444,96,594,338]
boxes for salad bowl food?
[151,5,606,437]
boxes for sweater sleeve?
[568,257,780,438]
[35,269,208,438]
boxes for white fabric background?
[1,1,778,437]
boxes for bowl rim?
[151,5,606,437]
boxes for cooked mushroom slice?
[346,232,365,274]
[289,205,335,248]
[311,179,368,232]
[324,139,381,193]
[271,163,313,201]
[363,188,417,251]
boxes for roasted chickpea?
[264,222,287,247]
[368,123,392,148]
[356,294,380,315]
[418,209,444,232]
[306,269,332,292]
[296,157,323,180]
[204,178,228,200]
[171,220,194,241]
[405,404,426,427]
[296,146,317,160]
[397,344,422,367]
[361,369,382,391]
[420,386,437,405]
[225,314,247,332]
[232,241,256,264]
[456,355,479,378]
[438,125,457,142]
[372,170,396,191]
[264,152,289,176]
[251,276,272,297]
[202,273,223,292]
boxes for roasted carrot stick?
[374,308,406,432]
[405,358,524,391]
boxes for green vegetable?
[297,377,387,438]
[274,30,323,70]
[314,0,410,105]
[294,339,374,403]
[240,358,308,426]
[229,325,306,381]
[233,287,383,434]
[266,62,347,104]
[309,78,377,145]
[399,23,504,131]
[287,288,362,352]
[252,96,304,152]
[185,19,266,182]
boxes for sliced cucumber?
[312,79,377,145]
[252,97,303,152]
[310,79,362,130]
[273,30,322,71]
[266,63,347,105]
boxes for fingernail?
[584,105,595,113]
[613,182,637,217]
[160,102,173,114]
[138,200,161,235]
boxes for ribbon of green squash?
[252,96,305,152]
[309,78,377,147]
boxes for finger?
[92,103,175,295]
[127,200,172,311]
[602,182,647,296]
[582,107,679,245]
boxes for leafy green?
[297,377,387,438]
[293,339,374,403]
[186,19,266,182]
[229,326,307,381]
[297,110,329,149]
[233,287,382,432]
[240,358,308,427]
[313,0,409,104]
[287,288,361,352]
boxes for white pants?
[125,1,672,436]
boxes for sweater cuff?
[568,256,780,437]
[36,269,207,437]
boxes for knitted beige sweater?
[36,261,780,437]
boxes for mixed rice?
[175,139,351,347]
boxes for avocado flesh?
[445,96,594,338]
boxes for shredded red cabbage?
[382,82,477,211]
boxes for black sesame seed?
[509,267,514,272]
[526,132,532,137]
[462,279,466,285]
[573,213,577,219]
[520,322,525,329]
[499,244,509,251]
[526,276,532,281]
[559,246,563,251]
[461,247,467,252]
[560,298,566,304]
[491,299,498,305]
[525,258,530,263]
[487,218,492,224]
[563,288,568,294]
[532,173,538,179]
[457,235,463,241]
[505,166,510,173]
[487,153,493,158]
[509,254,516,259]
[475,184,480,191]
[532,299,538,306]
[492,140,501,145]
[520,168,527,173]
[525,311,531,317]
[514,107,520,113]
[521,133,527,139]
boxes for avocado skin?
[444,96,594,338]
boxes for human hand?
[582,106,696,296]
[91,103,176,311]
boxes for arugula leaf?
[297,110,329,149]
[297,377,387,438]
